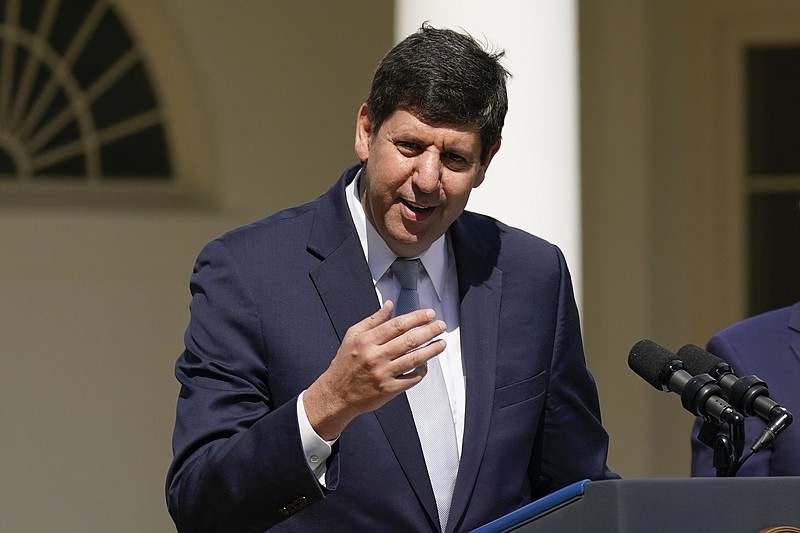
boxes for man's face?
[355,104,499,258]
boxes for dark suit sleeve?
[690,333,772,477]
[166,239,328,532]
[530,246,618,496]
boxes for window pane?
[747,46,800,175]
[748,191,800,315]
[101,125,171,177]
[0,0,175,195]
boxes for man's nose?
[413,150,441,193]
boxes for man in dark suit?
[167,25,615,532]
[691,301,800,477]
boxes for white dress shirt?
[297,171,465,483]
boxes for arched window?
[0,0,175,202]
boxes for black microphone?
[628,340,744,425]
[677,344,793,452]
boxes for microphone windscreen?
[628,339,677,390]
[677,344,725,376]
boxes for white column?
[395,1,582,306]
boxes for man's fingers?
[372,308,440,342]
[346,301,395,337]
[388,338,447,379]
[345,304,443,347]
[387,318,446,354]
[394,360,428,383]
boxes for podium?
[472,477,800,533]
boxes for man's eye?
[396,142,420,154]
[443,153,470,170]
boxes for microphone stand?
[697,415,745,477]
[701,363,793,475]
[677,371,745,477]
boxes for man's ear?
[473,140,501,188]
[354,103,372,162]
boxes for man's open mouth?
[401,199,435,214]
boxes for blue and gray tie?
[391,258,459,531]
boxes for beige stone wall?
[3,0,800,530]
[0,2,392,531]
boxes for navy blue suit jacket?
[167,165,614,532]
[691,302,800,476]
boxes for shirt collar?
[345,170,448,301]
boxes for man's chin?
[386,234,431,258]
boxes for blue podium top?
[470,479,590,533]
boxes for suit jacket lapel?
[789,302,800,363]
[309,232,378,341]
[307,165,379,341]
[307,165,440,526]
[446,215,502,531]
